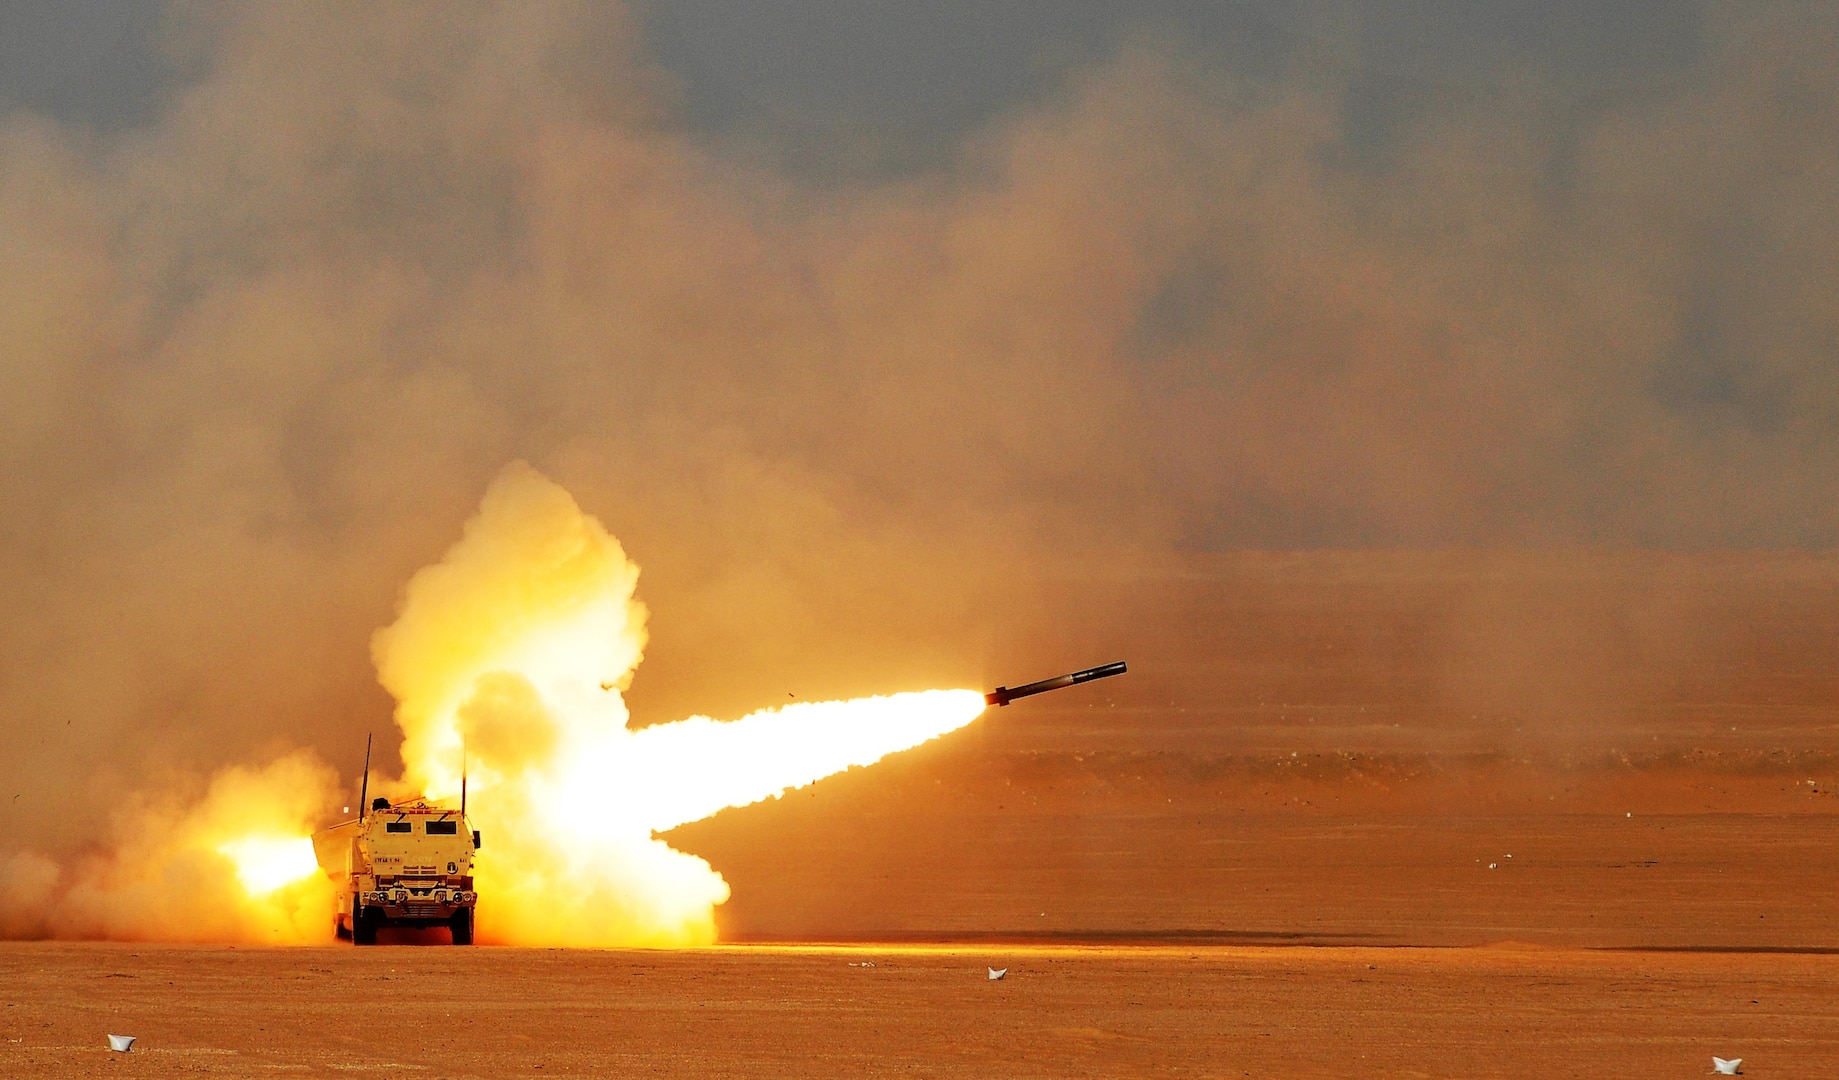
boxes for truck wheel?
[450,907,473,946]
[352,902,378,946]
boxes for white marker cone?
[987,967,1007,980]
[1712,1057,1742,1074]
[107,1034,135,1052]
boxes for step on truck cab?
[312,798,480,945]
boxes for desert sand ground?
[5,804,1836,1078]
[10,745,1838,1077]
[2,937,1834,1078]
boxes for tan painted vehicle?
[312,797,480,945]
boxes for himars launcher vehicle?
[311,737,480,945]
[308,663,1121,945]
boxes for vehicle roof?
[374,800,461,815]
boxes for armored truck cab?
[312,798,480,945]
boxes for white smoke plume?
[374,462,986,946]
[0,463,986,945]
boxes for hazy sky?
[1,2,1836,850]
[5,4,1709,147]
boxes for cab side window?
[385,821,412,833]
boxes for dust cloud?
[2,3,1838,935]
[0,753,335,942]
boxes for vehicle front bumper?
[362,888,476,920]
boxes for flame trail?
[0,462,984,945]
[370,462,987,946]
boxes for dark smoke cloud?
[2,2,1837,855]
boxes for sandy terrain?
[663,723,1839,944]
[2,939,1834,1078]
[6,804,1836,1077]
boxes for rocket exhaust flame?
[368,463,991,946]
[0,754,340,942]
[216,836,321,897]
[0,463,998,945]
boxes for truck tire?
[450,907,473,946]
[352,902,378,946]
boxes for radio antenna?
[460,741,468,818]
[357,733,372,821]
